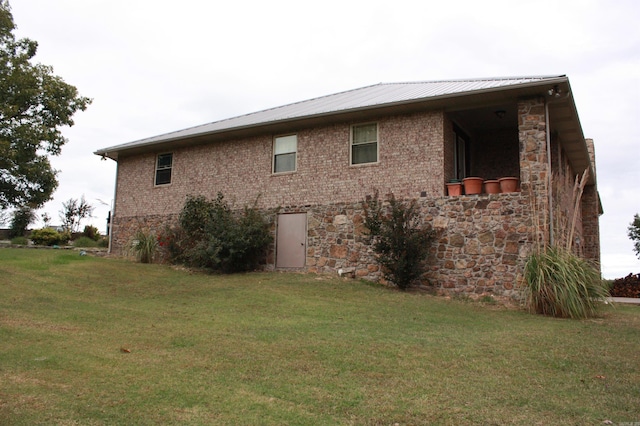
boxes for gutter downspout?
[108,159,118,254]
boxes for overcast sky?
[8,0,640,278]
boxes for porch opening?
[447,104,520,189]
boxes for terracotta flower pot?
[484,180,500,194]
[462,177,483,195]
[446,182,462,196]
[498,177,519,193]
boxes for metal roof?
[95,75,570,159]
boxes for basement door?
[276,213,307,268]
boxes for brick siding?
[114,110,445,219]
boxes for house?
[95,75,602,296]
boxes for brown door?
[276,213,306,268]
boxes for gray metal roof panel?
[95,75,565,156]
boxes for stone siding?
[301,193,532,297]
[518,98,550,246]
[112,191,533,297]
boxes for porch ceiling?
[448,91,594,185]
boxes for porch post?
[518,97,551,249]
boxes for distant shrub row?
[17,225,107,247]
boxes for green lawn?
[1,248,639,425]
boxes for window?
[273,134,297,173]
[155,153,172,185]
[351,123,378,165]
[453,126,470,180]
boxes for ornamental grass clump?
[130,229,158,264]
[524,245,609,319]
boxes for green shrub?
[129,229,158,264]
[10,236,28,245]
[479,294,497,305]
[9,207,35,238]
[73,236,97,248]
[524,245,609,319]
[363,191,437,290]
[30,228,69,246]
[82,225,101,241]
[166,193,272,273]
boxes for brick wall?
[114,110,446,219]
[473,128,520,180]
[582,139,601,268]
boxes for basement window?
[155,153,173,185]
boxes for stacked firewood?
[610,273,640,298]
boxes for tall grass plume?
[525,245,608,318]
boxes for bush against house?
[161,193,272,273]
[363,191,437,290]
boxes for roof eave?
[94,76,573,161]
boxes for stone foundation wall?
[109,213,178,257]
[295,193,532,297]
[111,191,533,298]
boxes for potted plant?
[498,177,519,193]
[484,179,500,194]
[446,179,463,196]
[462,177,483,195]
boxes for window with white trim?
[351,123,378,165]
[273,134,297,173]
[155,153,173,185]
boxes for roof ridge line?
[380,75,566,85]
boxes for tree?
[8,204,34,237]
[40,212,50,227]
[59,195,93,233]
[628,213,640,259]
[0,0,91,210]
